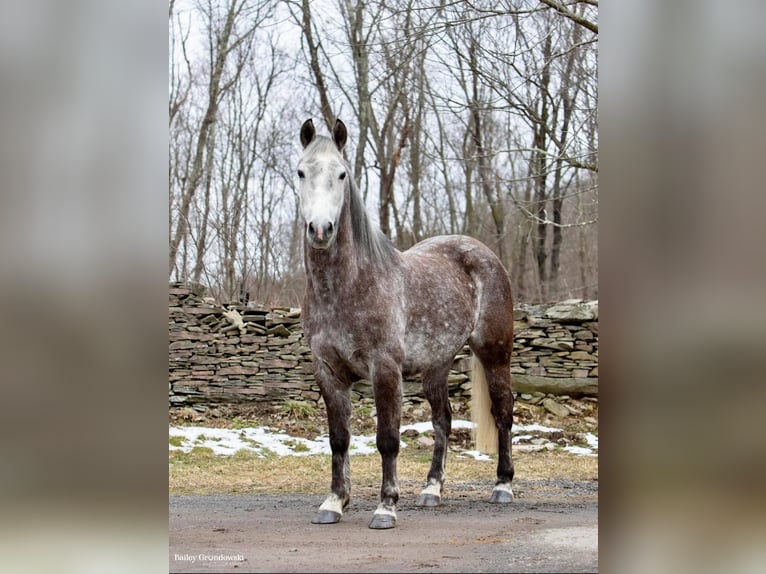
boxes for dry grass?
[169,447,597,496]
[169,397,598,497]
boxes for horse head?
[297,118,349,251]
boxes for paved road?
[169,479,598,573]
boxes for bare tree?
[168,0,599,304]
[538,0,598,35]
[168,0,274,277]
[296,0,337,131]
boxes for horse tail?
[470,355,498,454]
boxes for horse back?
[400,235,513,374]
[403,235,511,302]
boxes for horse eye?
[339,172,346,180]
[297,169,305,179]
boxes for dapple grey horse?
[297,118,515,529]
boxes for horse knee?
[376,431,400,457]
[329,434,350,454]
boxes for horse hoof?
[416,493,441,507]
[311,510,342,524]
[368,513,396,529]
[489,486,514,504]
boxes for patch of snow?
[458,450,493,461]
[169,418,598,458]
[563,445,597,456]
[169,425,381,457]
[512,434,535,444]
[400,418,475,434]
[562,433,598,456]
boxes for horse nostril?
[307,221,333,244]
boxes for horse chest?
[306,313,403,381]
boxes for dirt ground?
[170,397,598,572]
[169,478,598,573]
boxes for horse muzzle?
[307,220,336,250]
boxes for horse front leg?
[311,361,352,524]
[368,359,402,529]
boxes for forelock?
[301,136,341,163]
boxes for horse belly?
[400,265,476,375]
[401,320,471,376]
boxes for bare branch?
[537,0,598,34]
[513,200,598,228]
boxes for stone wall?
[169,282,598,408]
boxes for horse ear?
[300,119,315,148]
[332,119,347,151]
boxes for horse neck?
[304,199,360,300]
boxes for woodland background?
[168,0,598,305]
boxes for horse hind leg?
[470,344,515,504]
[488,364,515,503]
[415,361,453,508]
[487,360,515,503]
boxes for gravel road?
[169,479,598,573]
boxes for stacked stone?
[509,299,598,396]
[169,283,598,408]
[168,282,318,407]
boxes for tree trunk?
[192,120,217,283]
[168,0,240,275]
[408,51,425,242]
[516,175,533,301]
[467,40,504,261]
[549,16,581,294]
[301,0,335,130]
[427,78,458,234]
[532,32,553,300]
